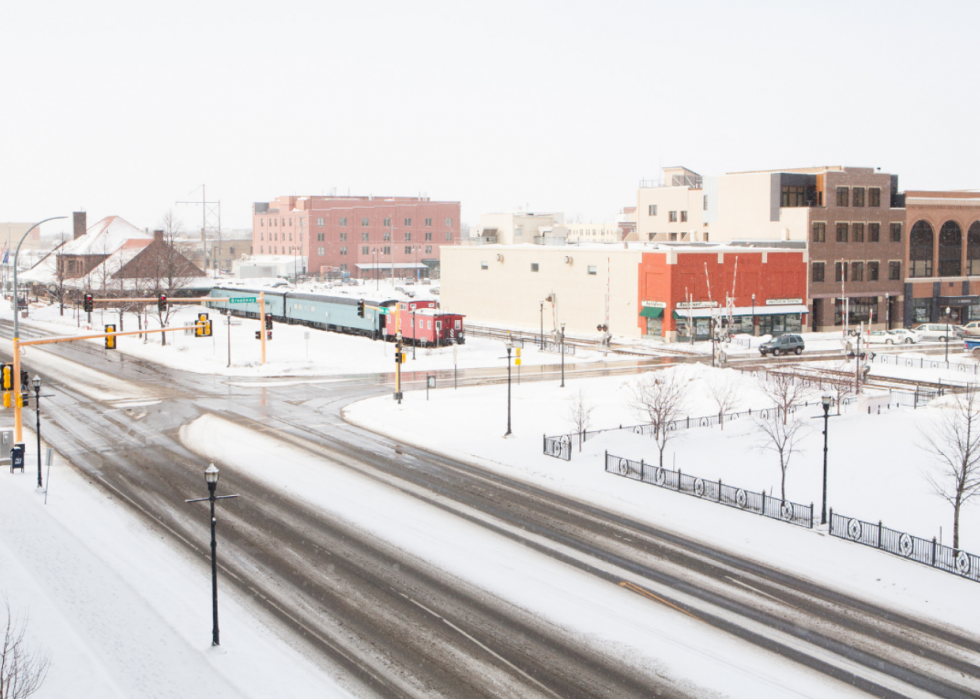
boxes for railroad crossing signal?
[83,294,94,313]
[105,324,116,349]
[357,300,365,318]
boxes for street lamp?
[32,375,41,489]
[504,342,513,436]
[540,301,544,350]
[185,463,239,646]
[560,322,566,388]
[820,393,832,526]
[945,306,952,365]
[751,293,756,337]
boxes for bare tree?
[921,384,980,550]
[708,370,741,430]
[758,371,809,424]
[0,602,49,699]
[45,232,71,316]
[150,211,198,346]
[628,370,687,468]
[566,389,595,452]
[817,361,855,415]
[755,409,810,501]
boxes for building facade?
[252,195,461,279]
[441,243,807,341]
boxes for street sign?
[229,297,257,304]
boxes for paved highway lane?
[3,322,979,698]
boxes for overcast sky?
[2,0,978,236]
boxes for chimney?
[153,229,164,243]
[73,211,86,239]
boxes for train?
[207,285,465,346]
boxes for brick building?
[252,195,461,279]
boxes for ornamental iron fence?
[829,510,980,583]
[605,452,814,529]
[872,352,978,376]
[543,434,571,461]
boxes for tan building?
[565,221,622,243]
[470,211,565,245]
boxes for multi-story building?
[564,221,622,243]
[252,195,460,279]
[903,191,980,326]
[637,165,906,331]
[469,211,564,245]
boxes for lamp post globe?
[820,392,832,526]
[205,462,219,487]
[32,375,40,392]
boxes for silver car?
[912,323,965,342]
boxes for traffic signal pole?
[259,293,266,365]
[12,338,21,442]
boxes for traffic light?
[395,352,402,364]
[105,324,116,349]
[255,331,261,340]
[266,330,272,341]
[357,300,365,318]
[83,294,94,313]
[1,364,11,390]
[196,313,210,337]
[265,313,273,330]
[158,294,167,312]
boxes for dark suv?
[759,334,805,357]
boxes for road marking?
[726,576,799,609]
[398,592,564,699]
[619,581,704,623]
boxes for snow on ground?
[344,362,980,636]
[180,414,870,698]
[0,428,354,698]
[8,296,631,378]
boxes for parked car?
[759,334,805,357]
[912,323,966,342]
[866,330,898,345]
[960,321,980,337]
[886,328,919,344]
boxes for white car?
[885,328,919,344]
[866,330,898,345]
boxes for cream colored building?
[470,211,565,245]
[565,221,622,243]
[636,167,707,242]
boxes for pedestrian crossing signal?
[105,324,116,349]
[255,330,261,340]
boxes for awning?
[639,306,663,318]
[354,263,428,270]
[672,304,808,319]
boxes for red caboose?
[385,303,465,346]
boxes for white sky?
[2,0,978,236]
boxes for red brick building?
[637,246,808,341]
[252,195,461,279]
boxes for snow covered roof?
[60,216,154,256]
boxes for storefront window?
[834,297,878,326]
[912,298,931,324]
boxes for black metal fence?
[830,510,980,583]
[872,352,979,376]
[543,435,571,461]
[605,452,814,528]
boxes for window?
[869,261,879,281]
[383,246,391,255]
[404,232,411,242]
[812,262,825,282]
[669,232,678,241]
[361,232,369,242]
[405,246,412,254]
[680,211,688,222]
[316,232,324,241]
[835,261,846,282]
[852,223,864,242]
[340,264,347,272]
[811,222,826,243]
[361,246,369,255]
[869,188,881,207]
[852,187,865,207]
[481,261,488,270]
[781,186,805,207]
[229,247,235,256]
[531,263,539,272]
[425,231,432,241]
[339,232,347,241]
[836,223,849,242]
[289,218,292,226]
[425,245,432,253]
[340,217,347,226]
[384,217,391,227]
[446,218,453,226]
[425,218,432,226]
[910,220,934,277]
[289,232,293,241]
[260,246,264,253]
[703,195,708,211]
[669,211,678,222]
[890,223,902,242]
[260,232,265,241]
[836,187,849,207]
[648,204,657,216]
[588,265,597,275]
[404,218,412,226]
[340,247,347,255]
[851,261,864,281]
[361,217,369,226]
[317,217,324,226]
[445,231,452,241]
[383,231,391,241]
[260,218,264,226]
[869,223,880,242]
[317,246,325,255]
[889,261,901,280]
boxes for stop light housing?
[266,330,272,340]
[395,352,401,364]
[83,294,94,313]
[255,331,261,340]
[357,300,365,318]
[196,313,209,337]
[265,313,273,330]
[1,365,11,391]
[105,324,116,349]
[158,294,167,312]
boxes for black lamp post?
[186,463,239,646]
[945,305,951,365]
[539,301,544,350]
[820,393,831,525]
[504,343,513,436]
[560,322,566,388]
[32,375,41,489]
